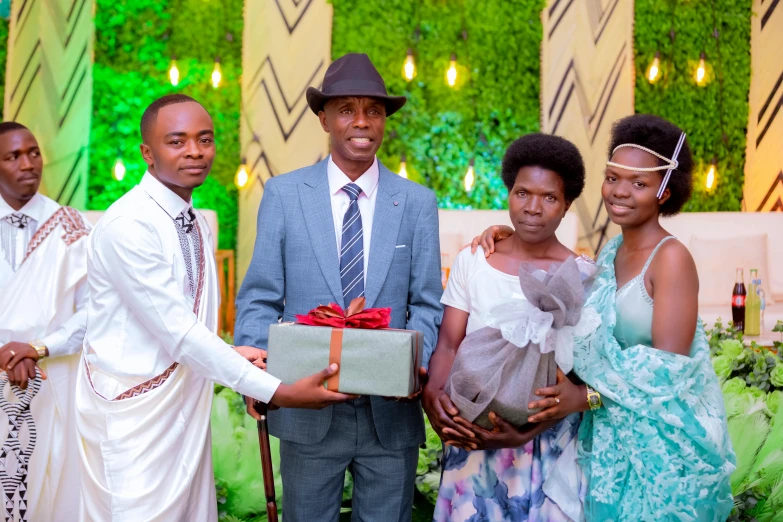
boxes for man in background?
[0,121,89,521]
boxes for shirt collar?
[0,192,47,222]
[139,172,193,220]
[327,156,379,199]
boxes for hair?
[608,114,693,216]
[140,94,207,142]
[0,121,30,136]
[501,133,586,203]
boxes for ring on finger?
[9,350,15,357]
[555,397,560,404]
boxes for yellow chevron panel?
[541,0,635,254]
[237,0,332,282]
[3,0,93,210]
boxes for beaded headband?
[606,131,687,199]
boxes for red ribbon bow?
[295,297,391,329]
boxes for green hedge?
[89,0,242,250]
[634,0,751,212]
[331,0,545,210]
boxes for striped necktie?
[340,183,364,303]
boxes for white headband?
[606,132,687,199]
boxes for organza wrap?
[444,256,601,429]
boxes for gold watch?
[586,385,602,411]
[29,340,48,360]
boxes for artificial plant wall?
[89,0,242,249]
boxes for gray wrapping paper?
[267,324,422,397]
[444,256,599,429]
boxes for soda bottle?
[732,268,746,332]
[745,269,760,336]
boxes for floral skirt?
[433,414,585,522]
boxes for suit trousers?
[279,396,419,522]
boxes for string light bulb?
[695,52,707,86]
[705,157,717,191]
[113,158,126,181]
[463,158,475,192]
[235,159,249,189]
[647,51,661,84]
[402,49,416,82]
[398,154,408,178]
[446,53,458,87]
[211,58,222,89]
[169,57,180,86]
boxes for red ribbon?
[295,297,391,329]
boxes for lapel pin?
[393,201,399,206]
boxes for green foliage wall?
[89,0,242,249]
[331,0,546,210]
[332,0,751,213]
[634,0,751,212]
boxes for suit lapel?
[299,160,344,306]
[365,165,405,308]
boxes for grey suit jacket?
[235,158,443,450]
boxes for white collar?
[327,156,379,199]
[139,172,193,220]
[0,192,48,222]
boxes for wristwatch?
[28,340,48,360]
[586,385,602,411]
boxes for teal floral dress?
[573,235,735,521]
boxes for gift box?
[266,298,423,397]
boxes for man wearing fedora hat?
[236,53,443,521]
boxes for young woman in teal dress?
[475,114,735,521]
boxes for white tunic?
[0,194,89,522]
[76,173,281,522]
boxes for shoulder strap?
[641,236,675,277]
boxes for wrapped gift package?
[266,299,423,397]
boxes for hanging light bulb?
[695,52,707,86]
[113,158,126,181]
[705,157,717,191]
[169,57,180,86]
[463,158,475,192]
[398,154,408,178]
[446,53,458,87]
[211,57,222,89]
[646,51,661,84]
[402,49,417,82]
[235,159,249,189]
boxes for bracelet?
[586,385,602,411]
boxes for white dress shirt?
[0,192,88,357]
[326,155,379,278]
[85,172,280,403]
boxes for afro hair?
[608,114,693,216]
[501,133,586,203]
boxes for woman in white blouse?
[422,134,592,522]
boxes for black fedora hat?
[306,53,407,116]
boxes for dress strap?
[641,236,676,278]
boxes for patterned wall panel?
[237,0,332,281]
[744,0,783,212]
[541,0,635,254]
[3,0,92,209]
